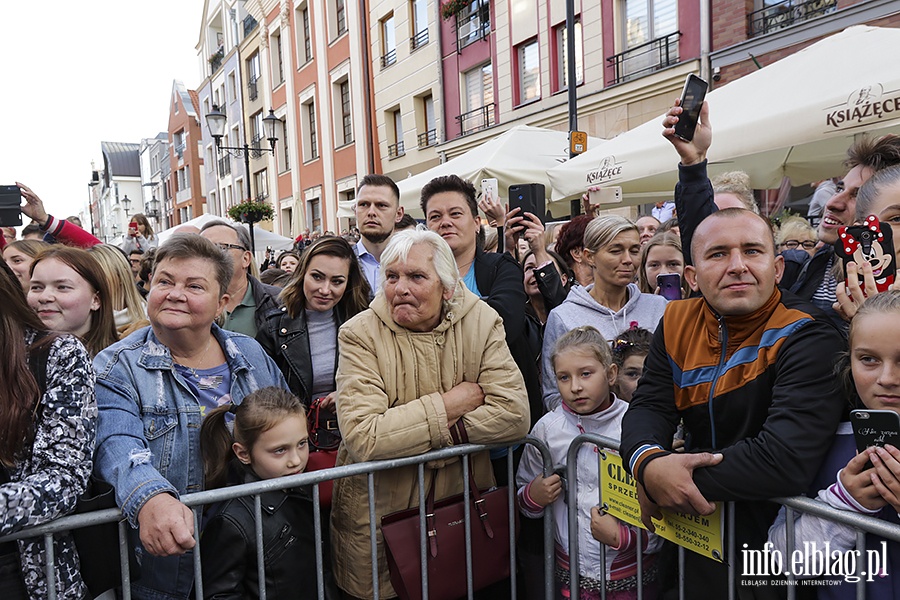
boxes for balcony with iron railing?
[418,129,437,148]
[248,77,258,101]
[606,31,681,85]
[218,155,231,176]
[174,143,185,159]
[747,0,837,38]
[410,29,429,52]
[243,14,258,37]
[380,49,397,69]
[251,134,264,154]
[387,141,406,159]
[208,46,225,75]
[455,5,490,53]
[455,103,495,137]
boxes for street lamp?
[206,104,279,255]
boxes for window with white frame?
[336,79,352,145]
[308,197,321,231]
[272,30,285,85]
[387,108,404,158]
[460,63,494,135]
[254,169,268,201]
[417,94,437,147]
[411,0,428,49]
[517,40,540,104]
[227,71,237,103]
[620,0,678,78]
[250,111,264,150]
[297,5,312,64]
[301,99,318,161]
[247,52,261,100]
[555,20,584,91]
[381,14,396,68]
[279,118,290,173]
[329,0,346,39]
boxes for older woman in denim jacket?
[93,234,288,600]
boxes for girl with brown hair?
[0,260,96,599]
[27,246,117,356]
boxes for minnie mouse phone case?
[834,215,895,293]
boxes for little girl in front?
[516,326,660,599]
[198,386,337,600]
[610,326,652,403]
[768,291,900,598]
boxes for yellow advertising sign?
[570,131,588,155]
[600,450,725,563]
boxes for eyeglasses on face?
[215,243,246,252]
[781,240,816,250]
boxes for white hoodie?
[541,283,667,410]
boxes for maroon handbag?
[380,422,517,600]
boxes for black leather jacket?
[256,305,347,404]
[200,473,337,600]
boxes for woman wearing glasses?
[777,217,819,258]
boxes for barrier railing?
[566,432,900,600]
[8,434,900,599]
[0,438,554,600]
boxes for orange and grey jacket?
[621,288,845,502]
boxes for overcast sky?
[2,1,203,226]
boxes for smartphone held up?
[674,74,709,142]
[0,185,22,228]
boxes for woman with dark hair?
[120,213,158,254]
[258,236,371,409]
[554,214,595,287]
[27,246,118,356]
[0,260,96,599]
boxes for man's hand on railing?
[137,493,196,557]
[638,452,722,531]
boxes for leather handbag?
[380,422,516,600]
[304,449,337,508]
[307,397,341,451]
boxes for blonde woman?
[541,216,667,410]
[88,244,148,335]
[776,216,818,258]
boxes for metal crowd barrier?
[0,438,555,600]
[6,434,900,600]
[566,432,900,600]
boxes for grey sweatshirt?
[541,283,667,410]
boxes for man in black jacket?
[663,100,900,329]
[620,208,845,598]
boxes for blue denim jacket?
[93,324,288,600]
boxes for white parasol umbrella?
[398,125,604,217]
[547,25,900,207]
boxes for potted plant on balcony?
[227,199,274,225]
[441,0,471,20]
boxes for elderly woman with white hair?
[330,228,530,599]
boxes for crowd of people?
[1,95,900,600]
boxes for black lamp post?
[205,104,280,253]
